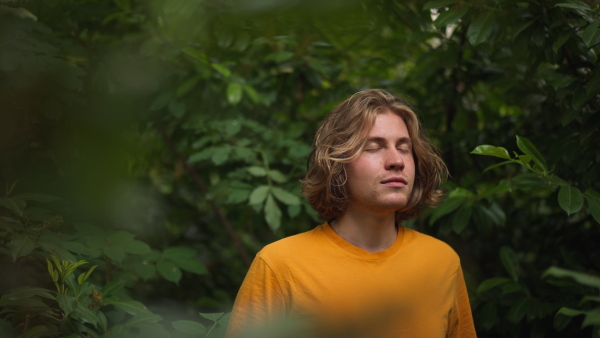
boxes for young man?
[227,89,476,337]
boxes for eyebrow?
[365,136,412,146]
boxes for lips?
[381,177,408,186]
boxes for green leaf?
[586,71,600,97]
[543,266,600,288]
[183,47,208,64]
[558,185,584,215]
[103,244,125,264]
[265,194,282,231]
[0,197,24,216]
[555,0,591,11]
[212,63,231,78]
[9,234,35,262]
[507,297,530,323]
[268,169,288,183]
[172,320,206,335]
[72,304,99,328]
[189,147,218,163]
[429,196,467,225]
[243,84,260,103]
[452,204,472,234]
[500,246,519,281]
[482,160,514,173]
[249,185,270,205]
[157,260,182,284]
[133,261,156,280]
[104,297,151,316]
[2,286,55,300]
[556,307,586,317]
[227,83,243,105]
[467,13,495,46]
[57,294,77,316]
[582,308,600,327]
[124,240,151,255]
[471,145,511,160]
[423,0,455,10]
[247,166,267,176]
[582,20,600,48]
[211,146,231,165]
[476,277,511,294]
[585,189,600,223]
[435,7,469,27]
[168,99,186,118]
[175,258,208,275]
[516,135,548,172]
[271,187,300,206]
[199,312,225,322]
[122,313,163,328]
[176,74,201,98]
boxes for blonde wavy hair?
[301,89,448,222]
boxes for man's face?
[345,111,416,215]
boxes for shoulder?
[402,226,460,266]
[257,225,324,260]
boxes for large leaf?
[271,187,300,206]
[557,185,584,215]
[500,246,520,281]
[249,185,270,205]
[435,7,469,27]
[471,145,511,160]
[467,13,495,46]
[429,196,467,225]
[264,194,282,231]
[157,260,182,284]
[543,266,600,288]
[516,135,548,172]
[104,297,152,316]
[476,277,511,294]
[585,189,600,223]
[9,234,36,262]
[452,204,472,234]
[555,0,591,11]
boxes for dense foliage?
[1,0,599,337]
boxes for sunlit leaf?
[471,145,511,160]
[227,83,243,105]
[543,266,600,288]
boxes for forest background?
[1,0,600,337]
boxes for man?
[227,89,476,337]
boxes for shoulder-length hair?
[301,89,448,223]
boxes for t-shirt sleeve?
[447,266,477,338]
[225,254,287,338]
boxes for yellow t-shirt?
[227,223,476,338]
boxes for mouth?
[381,177,408,187]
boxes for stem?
[261,151,272,187]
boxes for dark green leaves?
[422,0,454,10]
[516,135,548,172]
[582,20,600,48]
[500,246,520,281]
[468,13,495,46]
[435,7,469,27]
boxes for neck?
[331,208,397,253]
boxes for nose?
[384,149,405,171]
